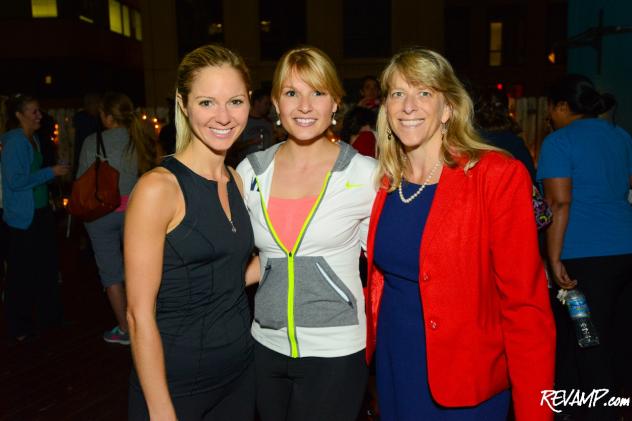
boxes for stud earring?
[276,119,281,127]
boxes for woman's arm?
[488,160,555,420]
[245,255,260,286]
[228,166,261,286]
[542,177,577,289]
[2,136,56,191]
[125,169,181,421]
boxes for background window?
[260,0,306,61]
[32,0,58,18]
[487,6,527,67]
[445,6,471,71]
[176,0,224,57]
[546,2,568,65]
[489,22,503,66]
[343,0,391,58]
[132,10,143,41]
[77,0,99,24]
[109,0,123,34]
[122,5,131,37]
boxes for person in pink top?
[237,46,377,421]
[76,92,157,345]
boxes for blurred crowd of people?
[1,42,631,421]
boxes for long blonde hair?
[100,92,156,175]
[272,46,345,106]
[174,44,251,153]
[376,48,498,191]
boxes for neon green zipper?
[255,172,332,358]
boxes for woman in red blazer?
[366,48,555,421]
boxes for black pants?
[255,342,368,421]
[4,207,62,338]
[555,254,632,420]
[0,209,8,282]
[128,362,255,421]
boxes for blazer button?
[429,320,438,330]
[422,272,430,282]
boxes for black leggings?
[555,253,632,421]
[128,362,255,421]
[255,342,368,421]
[4,207,62,338]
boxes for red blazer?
[366,152,555,421]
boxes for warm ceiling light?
[548,51,556,64]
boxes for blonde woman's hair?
[175,44,251,153]
[271,46,345,105]
[376,47,499,191]
[100,92,156,175]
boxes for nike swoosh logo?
[345,181,364,189]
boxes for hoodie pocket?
[294,256,358,328]
[254,258,287,330]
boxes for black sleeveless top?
[130,157,254,397]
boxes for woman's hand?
[549,259,577,289]
[51,164,70,176]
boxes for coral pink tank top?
[267,196,317,250]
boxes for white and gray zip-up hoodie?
[237,142,377,358]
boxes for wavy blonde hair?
[376,48,498,191]
[175,44,251,153]
[272,46,345,106]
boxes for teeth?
[295,118,316,125]
[401,119,423,127]
[211,128,231,135]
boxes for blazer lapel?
[420,164,467,256]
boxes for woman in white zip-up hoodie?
[237,46,377,421]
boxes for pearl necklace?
[398,162,441,204]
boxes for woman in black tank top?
[125,45,259,421]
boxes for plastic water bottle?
[566,289,600,348]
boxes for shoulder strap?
[96,125,107,159]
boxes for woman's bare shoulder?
[128,166,181,211]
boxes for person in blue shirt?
[537,74,632,421]
[1,93,69,342]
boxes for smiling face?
[16,100,42,133]
[179,65,250,153]
[385,71,451,150]
[275,71,338,143]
